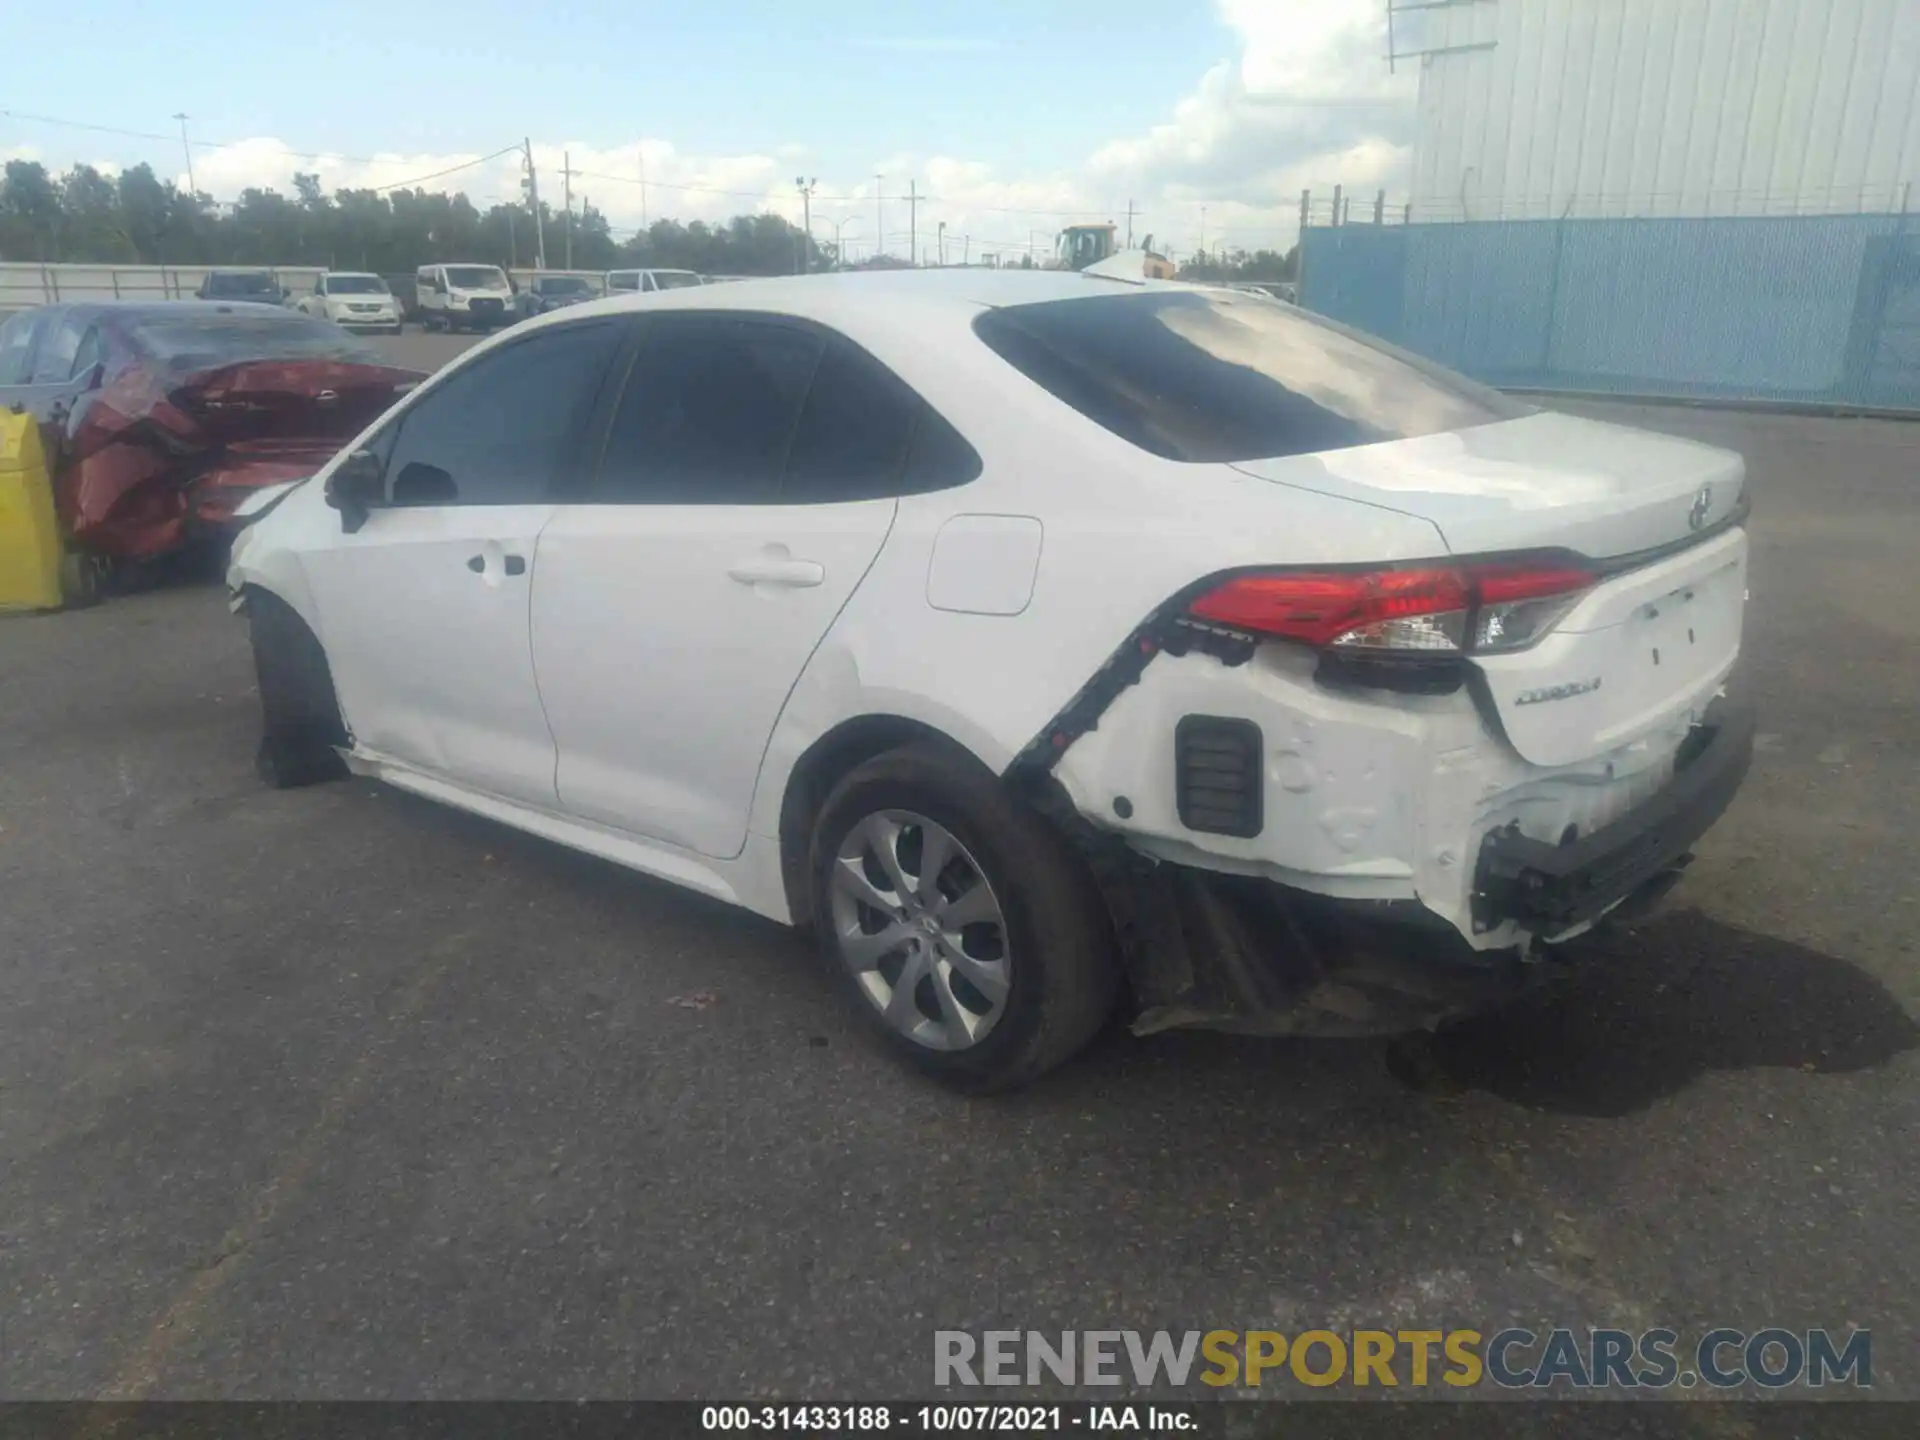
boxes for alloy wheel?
[827,810,1011,1051]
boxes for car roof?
[562,266,1202,322]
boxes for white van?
[605,268,706,295]
[414,263,515,332]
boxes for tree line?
[0,159,828,276]
[1,158,1297,281]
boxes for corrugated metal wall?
[1409,0,1920,221]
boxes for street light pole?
[172,113,197,197]
[874,175,884,261]
[795,177,816,272]
[937,220,946,266]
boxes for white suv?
[227,271,1753,1091]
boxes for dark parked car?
[0,302,422,570]
[194,269,288,306]
[513,273,602,320]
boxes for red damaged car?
[0,302,422,571]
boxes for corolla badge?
[1514,676,1603,706]
[1688,483,1713,531]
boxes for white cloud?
[12,0,1412,265]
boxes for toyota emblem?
[1688,484,1712,531]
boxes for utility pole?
[639,149,648,227]
[874,175,884,261]
[963,234,971,266]
[1124,199,1136,249]
[172,113,197,196]
[937,220,946,266]
[1332,184,1343,228]
[795,177,816,272]
[906,180,919,266]
[524,139,547,270]
[1374,189,1386,225]
[562,151,574,270]
[1199,205,1207,258]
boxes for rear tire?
[248,590,349,789]
[808,743,1117,1092]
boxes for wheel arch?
[774,713,1002,927]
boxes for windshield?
[651,271,704,290]
[131,313,386,370]
[327,275,389,295]
[445,267,507,289]
[540,277,594,295]
[204,273,278,297]
[973,290,1527,463]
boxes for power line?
[371,146,522,193]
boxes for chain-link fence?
[1299,213,1920,411]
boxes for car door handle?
[467,554,528,576]
[727,556,824,588]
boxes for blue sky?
[2,0,1415,259]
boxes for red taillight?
[1187,560,1594,655]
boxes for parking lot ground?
[2,350,1917,1399]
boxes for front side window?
[382,320,623,506]
[593,316,822,504]
[972,290,1528,463]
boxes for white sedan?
[228,270,1754,1091]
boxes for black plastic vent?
[1174,716,1264,839]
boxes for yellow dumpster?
[0,408,65,612]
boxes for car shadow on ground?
[358,790,1916,1124]
[1421,909,1917,1117]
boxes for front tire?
[808,743,1117,1092]
[248,591,350,789]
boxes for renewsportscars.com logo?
[934,1328,1872,1391]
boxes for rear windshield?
[204,273,278,297]
[131,313,385,369]
[972,289,1526,463]
[539,276,595,294]
[446,267,507,289]
[328,275,388,294]
[651,271,704,290]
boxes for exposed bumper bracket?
[1473,696,1756,935]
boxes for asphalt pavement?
[1,329,1915,1401]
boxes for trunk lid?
[1231,410,1746,560]
[1471,527,1747,767]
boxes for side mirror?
[324,448,384,534]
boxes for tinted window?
[385,319,622,506]
[594,316,821,504]
[205,273,278,298]
[904,406,983,492]
[782,340,918,503]
[607,273,638,292]
[972,290,1527,463]
[130,313,384,369]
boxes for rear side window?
[972,290,1526,463]
[782,339,920,503]
[0,312,44,385]
[383,319,622,505]
[594,316,823,504]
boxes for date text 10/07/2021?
[700,1404,1206,1434]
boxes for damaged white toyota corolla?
[227,269,1753,1091]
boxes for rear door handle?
[467,554,529,576]
[727,556,824,588]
